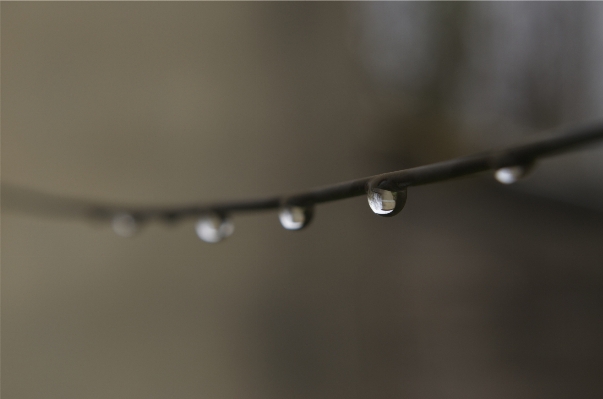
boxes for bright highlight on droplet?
[367,188,398,215]
[112,213,139,237]
[195,214,234,243]
[495,165,529,184]
[279,206,313,230]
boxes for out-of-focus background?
[3,3,603,398]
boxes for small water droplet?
[279,205,313,230]
[367,185,407,217]
[495,165,529,184]
[195,214,234,243]
[112,213,139,237]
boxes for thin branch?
[3,122,603,225]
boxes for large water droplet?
[495,165,529,184]
[112,213,139,237]
[195,214,234,243]
[279,205,313,230]
[367,186,407,217]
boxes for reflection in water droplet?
[112,213,139,237]
[195,214,234,243]
[495,165,529,184]
[367,185,407,217]
[279,206,313,230]
[367,188,398,215]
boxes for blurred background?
[3,2,603,398]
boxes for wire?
[3,121,603,240]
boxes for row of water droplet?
[111,165,530,241]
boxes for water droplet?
[195,214,234,243]
[112,213,139,237]
[495,165,530,184]
[367,185,407,217]
[279,205,313,230]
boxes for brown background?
[3,3,603,398]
